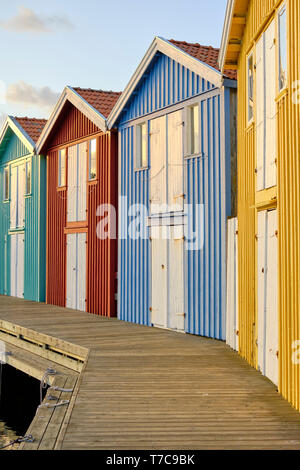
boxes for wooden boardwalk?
[1,295,300,450]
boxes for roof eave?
[36,86,107,154]
[107,36,223,129]
[0,116,36,154]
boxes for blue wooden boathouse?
[108,37,237,339]
[0,116,47,301]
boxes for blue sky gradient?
[0,0,227,121]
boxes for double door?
[257,209,278,386]
[66,232,86,311]
[151,225,185,332]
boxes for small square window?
[187,104,199,155]
[25,160,31,195]
[278,6,287,91]
[4,167,9,201]
[89,139,97,180]
[247,53,254,121]
[135,122,148,169]
[58,149,66,187]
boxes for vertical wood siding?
[87,132,118,317]
[46,149,66,306]
[47,102,99,148]
[120,53,215,123]
[45,105,117,317]
[0,133,46,302]
[236,0,300,410]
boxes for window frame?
[88,138,97,181]
[25,159,31,196]
[247,51,254,123]
[58,148,67,188]
[134,122,148,171]
[3,166,9,201]
[278,4,288,93]
[186,103,200,157]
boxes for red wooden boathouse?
[36,86,120,316]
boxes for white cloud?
[0,6,73,33]
[6,81,59,111]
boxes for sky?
[0,0,228,127]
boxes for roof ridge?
[72,87,121,94]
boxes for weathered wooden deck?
[1,295,300,450]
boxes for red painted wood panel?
[87,131,118,317]
[48,102,99,148]
[46,149,66,306]
[45,102,117,317]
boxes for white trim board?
[219,0,235,72]
[108,36,224,129]
[36,86,107,154]
[0,116,36,154]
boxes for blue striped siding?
[118,54,233,340]
[121,53,215,123]
[118,126,150,325]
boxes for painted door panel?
[66,232,86,311]
[17,163,26,228]
[256,35,265,191]
[78,142,87,222]
[10,233,24,299]
[168,110,184,211]
[151,226,167,327]
[257,209,278,386]
[226,217,239,351]
[168,226,184,331]
[265,20,277,189]
[10,166,17,229]
[77,232,87,311]
[150,116,167,214]
[67,145,77,223]
[66,233,77,309]
[265,210,278,385]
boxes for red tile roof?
[14,117,47,143]
[72,88,122,118]
[169,39,237,80]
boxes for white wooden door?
[66,232,86,311]
[10,233,24,298]
[78,142,87,222]
[10,166,17,229]
[257,210,278,386]
[226,217,239,351]
[150,116,167,214]
[168,225,185,331]
[66,233,77,309]
[256,35,265,191]
[265,20,277,189]
[265,210,278,385]
[77,232,87,311]
[151,227,167,328]
[168,111,184,212]
[67,145,77,223]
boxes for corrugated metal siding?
[87,132,118,317]
[46,149,66,306]
[235,0,300,410]
[48,102,99,148]
[121,53,215,123]
[185,93,229,339]
[118,125,150,325]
